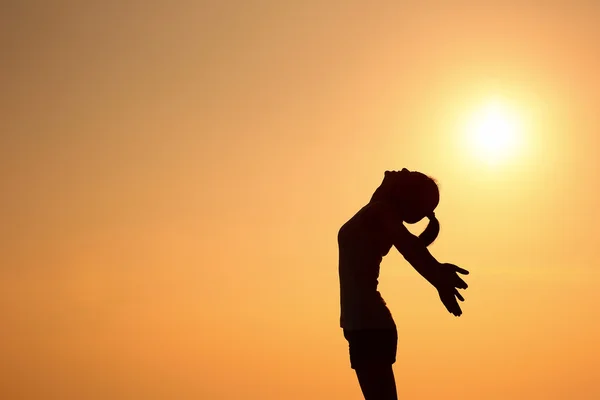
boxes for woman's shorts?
[343,327,398,369]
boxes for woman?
[338,168,469,400]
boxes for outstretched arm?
[390,218,443,287]
[375,200,441,285]
[374,201,469,316]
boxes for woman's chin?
[404,216,424,224]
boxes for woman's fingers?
[454,276,468,289]
[438,276,467,291]
[443,263,469,275]
[440,289,463,316]
[454,289,465,302]
[451,300,462,316]
[442,264,469,288]
[451,264,470,275]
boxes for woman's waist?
[340,288,386,305]
[339,297,394,329]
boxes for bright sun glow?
[466,100,523,164]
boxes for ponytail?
[419,213,440,247]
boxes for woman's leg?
[355,363,397,400]
[344,327,398,399]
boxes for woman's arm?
[373,201,469,316]
[374,201,442,286]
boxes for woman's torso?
[338,202,395,330]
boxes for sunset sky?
[2,2,600,399]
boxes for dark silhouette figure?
[338,168,469,400]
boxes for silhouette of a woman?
[338,168,469,400]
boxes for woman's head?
[398,171,439,222]
[371,168,440,246]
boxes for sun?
[465,100,523,164]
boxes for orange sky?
[2,2,600,399]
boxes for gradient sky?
[2,2,600,399]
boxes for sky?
[1,1,600,399]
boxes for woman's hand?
[437,286,465,316]
[434,263,469,317]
